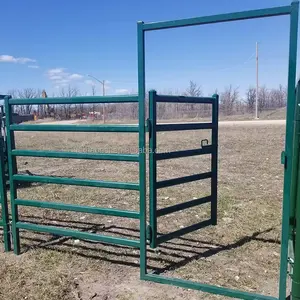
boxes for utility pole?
[255,42,259,119]
[87,74,106,123]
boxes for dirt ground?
[0,121,286,300]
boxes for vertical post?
[4,97,20,254]
[255,42,259,119]
[293,132,300,300]
[102,80,106,124]
[0,104,11,251]
[279,1,299,299]
[211,94,219,225]
[137,21,147,278]
[149,90,157,248]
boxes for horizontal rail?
[143,274,277,300]
[157,195,211,217]
[142,5,291,31]
[155,95,214,104]
[10,124,139,133]
[156,219,212,244]
[156,123,213,132]
[9,95,139,105]
[15,199,140,219]
[156,147,212,160]
[12,149,139,162]
[13,174,139,190]
[16,222,140,248]
[157,172,212,189]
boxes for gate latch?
[201,139,210,148]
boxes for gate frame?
[138,2,299,299]
[147,90,219,249]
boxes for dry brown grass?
[0,123,285,299]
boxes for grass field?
[0,121,286,300]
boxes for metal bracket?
[147,119,152,139]
[281,151,288,169]
[146,225,152,242]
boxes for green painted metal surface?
[10,124,139,132]
[139,2,299,299]
[5,96,20,254]
[148,90,158,249]
[280,2,299,299]
[12,149,139,162]
[9,95,138,105]
[148,91,218,249]
[291,81,300,300]
[142,6,291,31]
[156,172,212,189]
[143,274,278,300]
[16,222,140,248]
[211,94,219,225]
[156,122,214,131]
[137,20,147,278]
[15,199,140,219]
[1,1,299,299]
[157,195,211,217]
[13,174,139,190]
[5,94,145,255]
[0,111,10,251]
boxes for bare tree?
[17,88,41,114]
[269,84,287,109]
[220,85,239,115]
[59,85,79,119]
[185,81,202,97]
[184,81,203,117]
[245,87,256,113]
[258,86,269,112]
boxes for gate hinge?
[146,118,152,139]
[281,151,288,169]
[146,225,152,242]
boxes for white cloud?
[115,88,129,94]
[69,73,83,80]
[46,68,83,86]
[0,54,36,64]
[28,65,39,69]
[85,79,95,86]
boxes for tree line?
[5,81,287,120]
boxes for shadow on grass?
[5,214,281,275]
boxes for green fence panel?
[5,95,145,255]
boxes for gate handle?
[201,139,209,148]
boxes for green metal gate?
[4,95,147,259]
[1,1,300,299]
[138,1,300,300]
[147,90,218,248]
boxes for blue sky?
[0,0,299,97]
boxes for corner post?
[0,99,11,251]
[4,96,20,254]
[279,1,299,298]
[138,21,147,279]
